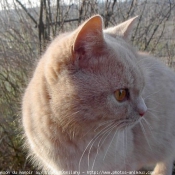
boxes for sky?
[0,0,77,10]
[0,0,39,10]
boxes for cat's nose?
[139,111,145,117]
[137,97,147,117]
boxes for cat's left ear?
[71,15,104,63]
[104,16,138,39]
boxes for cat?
[22,15,175,175]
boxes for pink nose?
[137,97,147,117]
[139,112,145,117]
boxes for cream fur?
[22,15,175,175]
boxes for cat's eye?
[114,89,129,102]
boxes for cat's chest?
[76,129,134,171]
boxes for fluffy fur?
[22,15,175,175]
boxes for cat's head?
[43,15,147,134]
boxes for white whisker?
[81,126,96,138]
[139,120,153,152]
[147,107,159,111]
[94,119,116,132]
[123,129,126,171]
[81,120,115,139]
[141,117,153,131]
[140,118,159,163]
[115,130,120,165]
[91,123,116,171]
[78,122,114,172]
[147,110,159,119]
[141,117,156,141]
[125,126,128,171]
[143,89,162,100]
[103,124,121,161]
[88,124,114,166]
[145,98,162,106]
[87,122,116,168]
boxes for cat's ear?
[104,16,138,39]
[71,15,104,63]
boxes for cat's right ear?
[104,16,138,39]
[71,15,104,66]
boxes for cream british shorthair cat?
[22,15,175,175]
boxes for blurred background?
[0,0,175,174]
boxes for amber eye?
[114,89,129,102]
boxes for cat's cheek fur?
[108,96,128,117]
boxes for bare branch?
[15,0,38,27]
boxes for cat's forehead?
[102,35,144,90]
[45,27,144,92]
